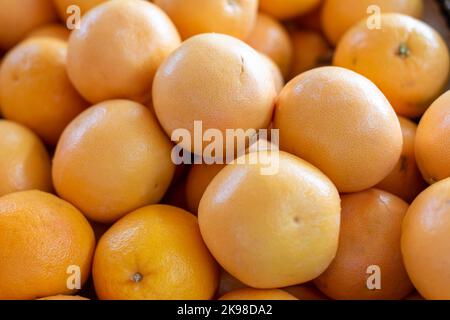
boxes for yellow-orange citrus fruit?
[0,120,52,197]
[401,178,450,300]
[376,117,427,202]
[245,12,293,77]
[274,66,402,193]
[0,190,95,300]
[199,151,340,288]
[0,0,57,49]
[334,13,449,118]
[322,0,423,45]
[153,33,276,155]
[53,100,175,224]
[53,0,109,19]
[259,0,321,20]
[67,0,180,104]
[219,288,297,300]
[93,205,219,300]
[315,189,413,300]
[284,285,327,300]
[259,54,284,94]
[39,295,89,300]
[26,23,70,41]
[0,38,88,145]
[154,0,257,40]
[415,91,450,184]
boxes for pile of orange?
[0,0,449,301]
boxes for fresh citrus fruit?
[53,0,109,19]
[26,23,70,41]
[401,177,450,300]
[153,33,276,156]
[284,285,327,300]
[274,66,402,193]
[245,12,293,77]
[0,120,52,197]
[0,190,95,300]
[315,189,413,300]
[376,116,427,202]
[289,30,332,79]
[334,13,449,118]
[53,100,175,224]
[322,0,423,45]
[260,53,285,94]
[0,37,88,145]
[93,205,219,300]
[259,0,321,20]
[415,91,450,184]
[39,295,89,300]
[0,0,57,49]
[199,151,340,288]
[67,0,180,103]
[154,0,257,40]
[219,288,297,300]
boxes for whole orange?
[259,0,321,20]
[415,91,450,184]
[67,0,180,103]
[93,205,219,300]
[0,120,52,197]
[0,190,95,300]
[274,66,402,193]
[401,178,450,299]
[199,151,340,288]
[0,38,88,145]
[53,100,175,224]
[376,116,427,202]
[53,0,109,19]
[334,13,449,118]
[26,23,70,41]
[219,288,297,300]
[154,0,257,40]
[315,189,413,300]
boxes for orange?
[0,190,95,300]
[67,0,180,104]
[154,0,257,40]
[153,33,276,155]
[199,151,340,288]
[219,288,297,300]
[415,91,450,184]
[401,177,450,300]
[274,66,402,193]
[376,116,427,202]
[315,189,413,300]
[289,30,332,79]
[0,120,52,197]
[245,12,293,77]
[186,164,226,214]
[39,295,89,300]
[284,285,327,300]
[322,0,424,45]
[334,13,449,118]
[53,0,109,19]
[93,205,219,300]
[259,0,321,20]
[0,38,88,145]
[53,100,175,224]
[0,0,57,50]
[26,23,71,41]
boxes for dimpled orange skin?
[0,0,57,50]
[67,0,180,104]
[153,33,276,155]
[245,13,293,77]
[401,178,450,300]
[26,23,71,41]
[259,0,321,20]
[93,205,219,300]
[154,0,257,40]
[415,91,450,184]
[219,288,297,300]
[53,100,175,224]
[315,189,413,300]
[39,295,89,300]
[53,0,109,19]
[199,151,341,289]
[274,67,402,193]
[0,38,88,145]
[334,13,449,118]
[0,191,95,300]
[376,117,427,203]
[322,0,423,46]
[0,120,52,197]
